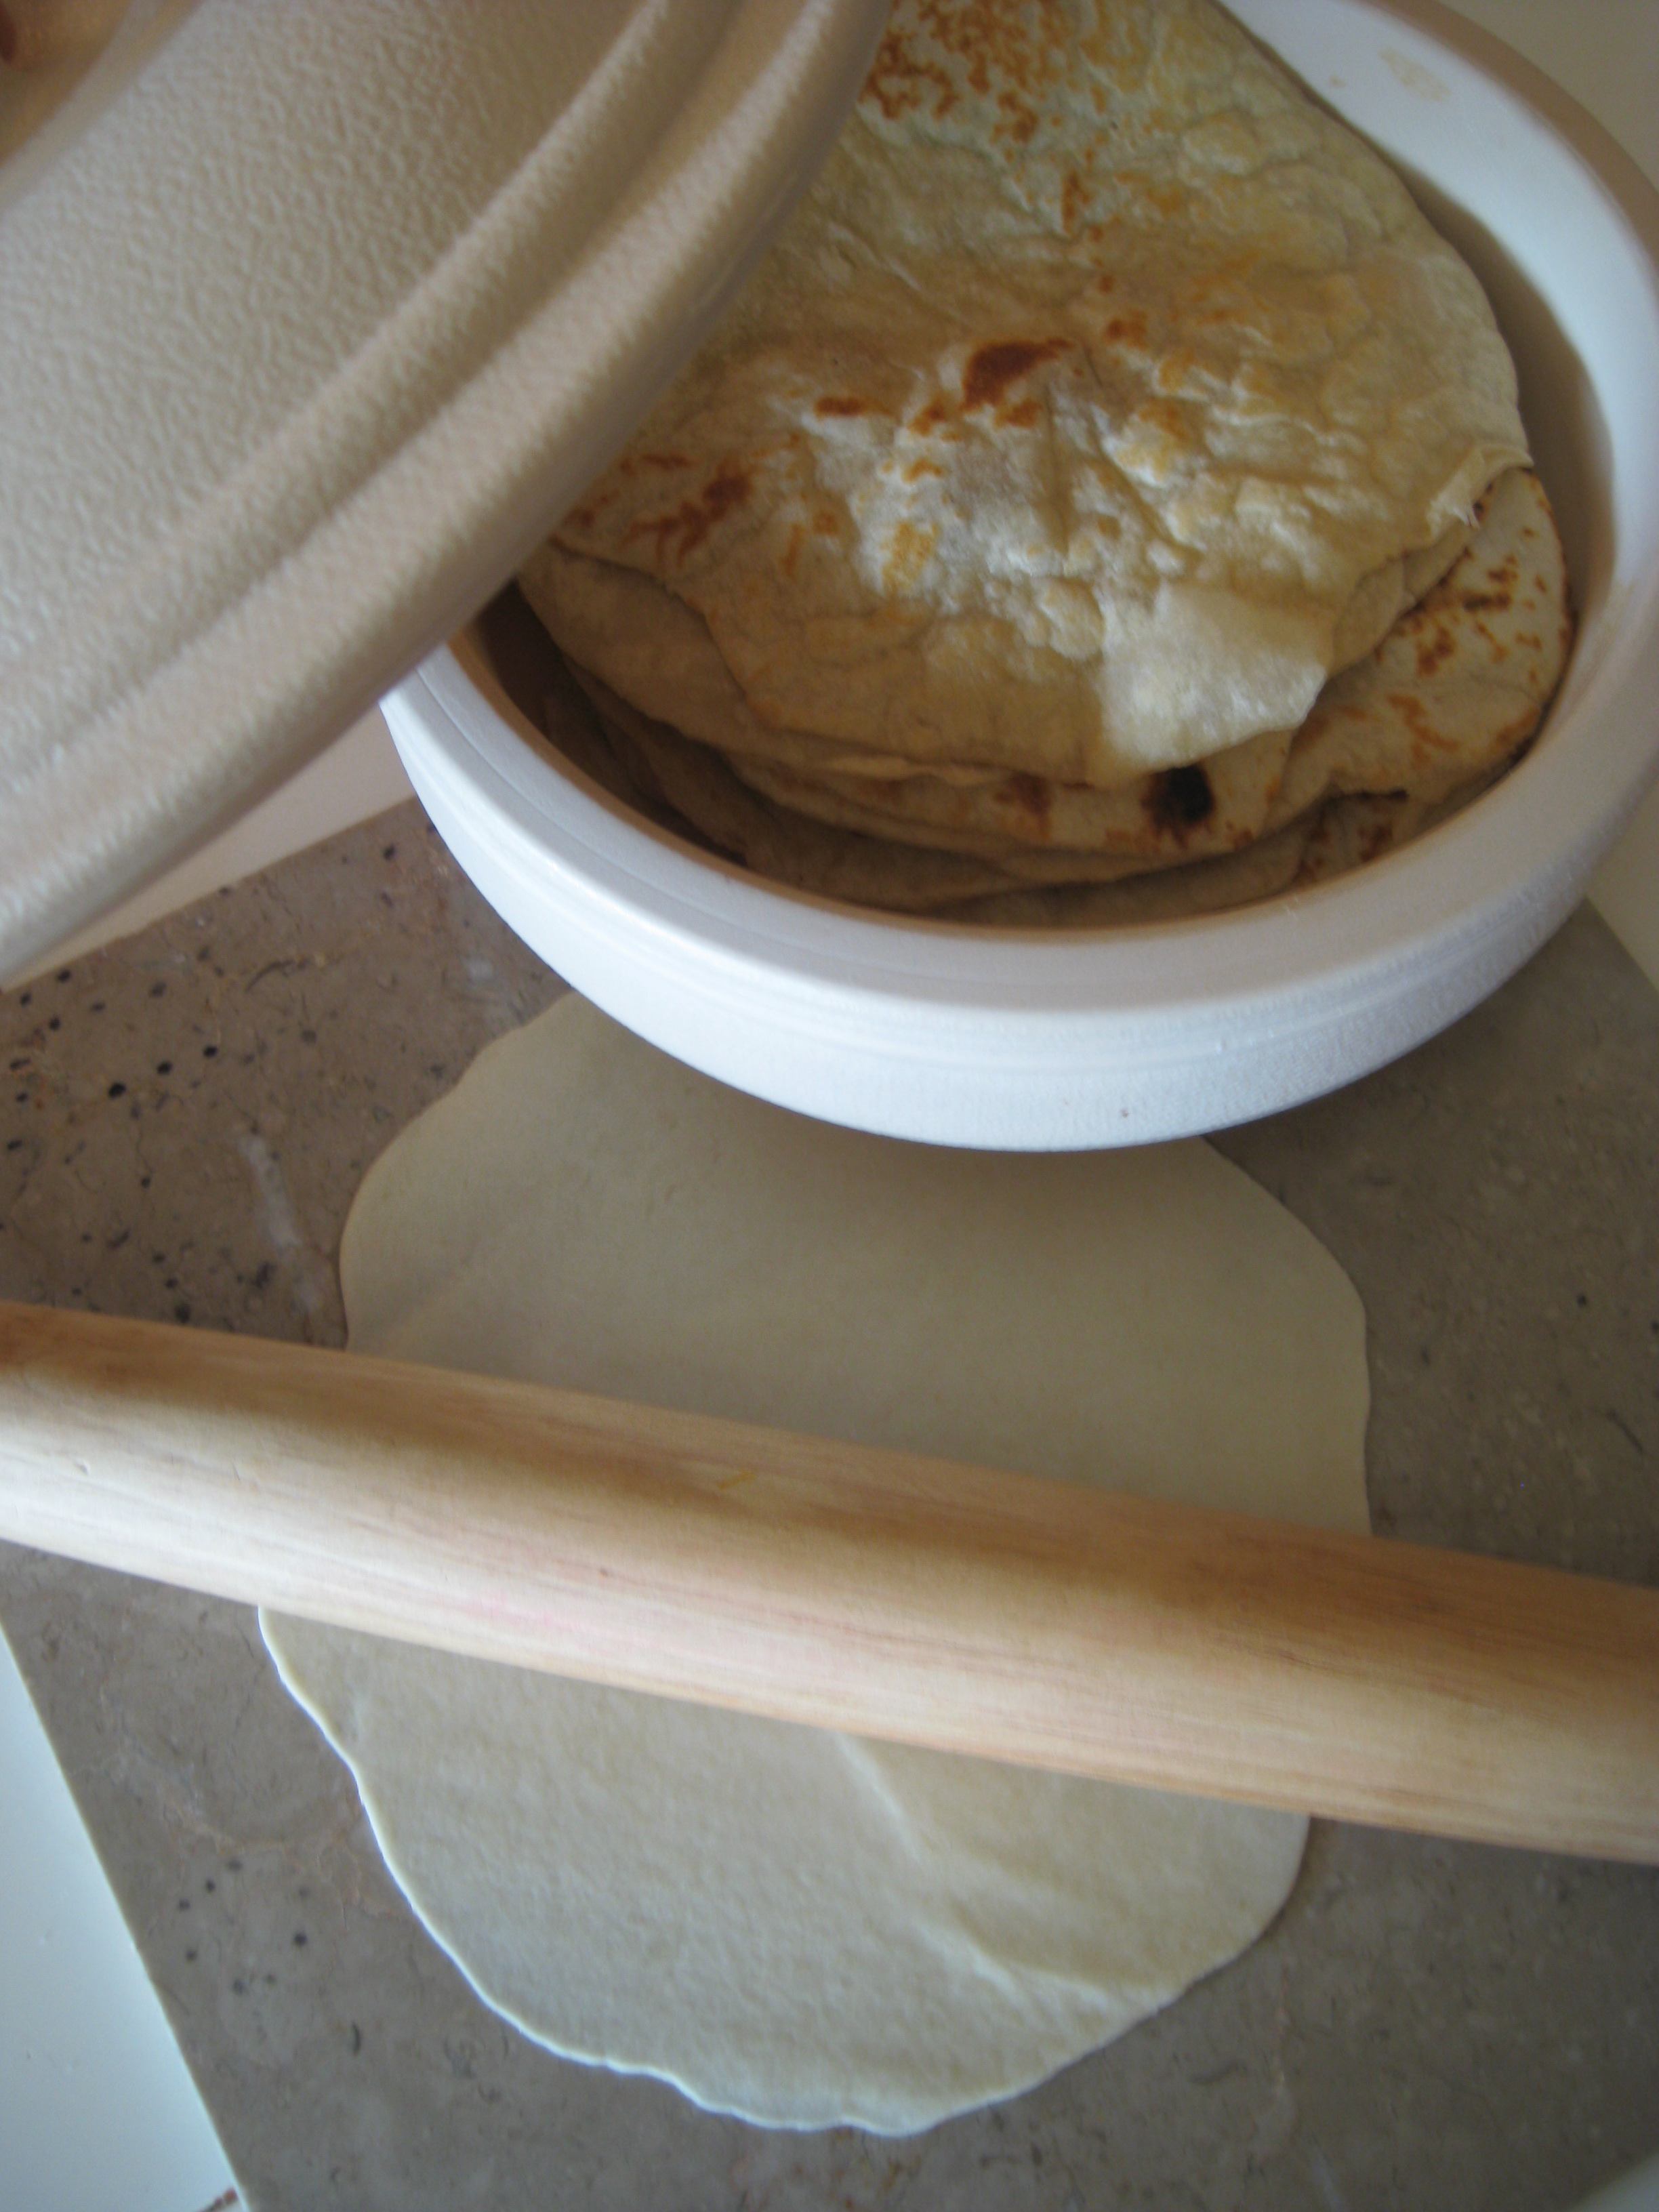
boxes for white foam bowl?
[385,0,1659,1151]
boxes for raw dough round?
[263,995,1370,2133]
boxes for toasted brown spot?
[962,337,1071,412]
[563,492,611,533]
[1413,621,1457,680]
[1129,396,1188,446]
[904,459,945,483]
[1385,692,1452,751]
[815,396,869,417]
[1002,399,1043,428]
[865,31,958,123]
[1455,550,1520,617]
[865,1,1073,142]
[1101,311,1149,348]
[882,521,937,592]
[909,395,955,436]
[627,460,752,565]
[813,510,841,535]
[996,773,1054,834]
[1146,764,1216,838]
[997,88,1041,142]
[1155,348,1198,394]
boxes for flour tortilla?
[540,0,1528,793]
[524,465,1565,918]
[525,513,1469,801]
[716,468,1568,860]
[262,997,1371,2133]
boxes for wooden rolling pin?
[3,1297,1656,1862]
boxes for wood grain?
[2,1297,1656,1861]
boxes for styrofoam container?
[385,0,1659,1151]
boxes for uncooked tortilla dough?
[262,996,1370,2134]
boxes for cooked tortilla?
[522,466,1566,919]
[718,468,1568,857]
[536,0,1530,796]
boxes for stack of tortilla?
[518,0,1573,923]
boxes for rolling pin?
[2,1296,1656,1864]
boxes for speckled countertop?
[0,808,1656,2211]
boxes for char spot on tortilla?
[815,396,872,417]
[1384,692,1454,754]
[628,461,753,565]
[867,4,1066,138]
[962,338,1071,412]
[1147,764,1216,836]
[1411,621,1458,680]
[866,33,958,123]
[998,773,1054,833]
[565,488,613,532]
[883,521,939,591]
[1457,547,1520,615]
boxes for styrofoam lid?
[0,0,886,977]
